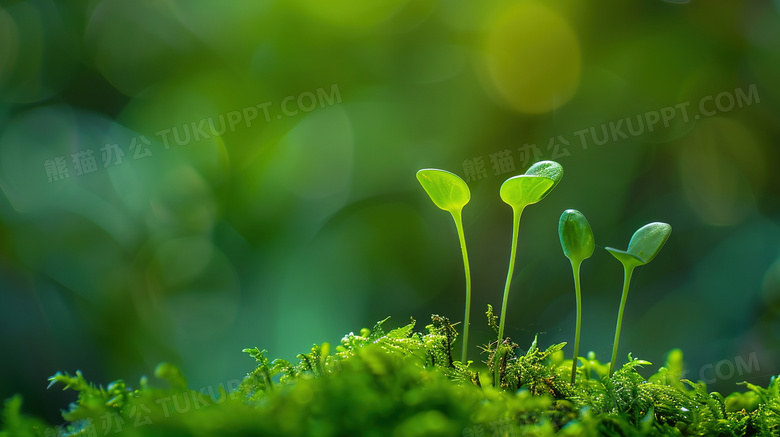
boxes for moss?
[2,315,778,436]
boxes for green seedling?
[495,161,562,385]
[558,209,594,384]
[416,169,472,363]
[606,222,672,375]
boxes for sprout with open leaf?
[416,169,473,363]
[606,222,672,375]
[494,161,562,385]
[558,209,594,384]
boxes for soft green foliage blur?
[0,0,779,424]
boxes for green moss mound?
[2,316,778,436]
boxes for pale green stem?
[450,209,472,364]
[493,347,506,389]
[609,265,635,376]
[570,260,582,385]
[495,206,523,386]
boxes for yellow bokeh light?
[290,0,409,29]
[484,1,581,114]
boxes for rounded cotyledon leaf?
[627,222,672,264]
[606,222,672,267]
[558,209,595,265]
[416,169,470,213]
[499,175,555,210]
[500,160,563,210]
[525,160,563,198]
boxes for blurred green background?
[1,0,779,423]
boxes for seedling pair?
[417,161,671,385]
[558,212,672,382]
[416,161,562,367]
